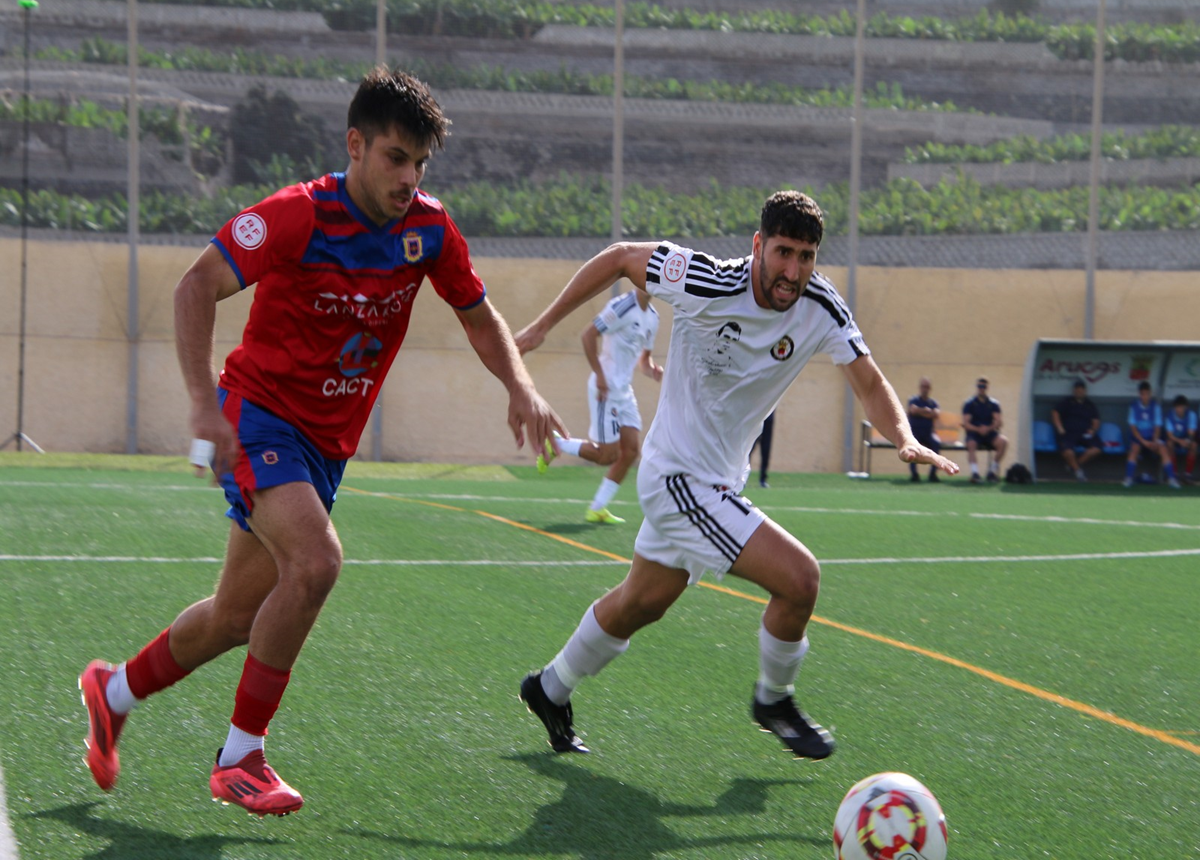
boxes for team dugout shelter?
[1020,339,1200,482]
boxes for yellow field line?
[345,486,1200,757]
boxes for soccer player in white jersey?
[537,289,663,524]
[513,190,957,759]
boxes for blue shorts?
[217,388,347,532]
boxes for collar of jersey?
[334,172,402,234]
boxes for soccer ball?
[833,772,948,860]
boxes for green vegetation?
[0,94,225,174]
[89,0,1200,62]
[33,38,964,113]
[6,173,1200,236]
[3,462,1199,858]
[905,125,1200,165]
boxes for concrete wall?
[2,237,1197,475]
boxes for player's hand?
[594,376,609,403]
[651,364,664,383]
[508,382,566,453]
[898,441,959,476]
[513,323,545,356]
[190,401,239,480]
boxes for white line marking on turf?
[6,549,1200,567]
[0,758,19,860]
[970,512,1200,531]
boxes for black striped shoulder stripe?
[683,252,750,299]
[801,275,852,328]
[664,475,742,564]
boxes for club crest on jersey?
[402,230,424,263]
[770,335,795,361]
[232,213,267,250]
[663,252,687,283]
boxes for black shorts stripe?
[597,396,608,444]
[664,475,743,563]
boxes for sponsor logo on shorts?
[262,451,279,465]
[232,213,267,250]
[770,335,795,361]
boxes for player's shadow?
[344,752,824,859]
[27,801,282,860]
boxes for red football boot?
[79,660,128,791]
[210,749,304,817]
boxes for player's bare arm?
[843,357,959,474]
[514,242,658,354]
[174,243,244,476]
[638,349,664,383]
[580,323,610,401]
[456,298,566,451]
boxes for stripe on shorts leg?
[664,475,742,563]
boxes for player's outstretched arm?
[843,356,960,475]
[514,242,658,355]
[174,244,244,476]
[456,298,566,451]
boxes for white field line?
[5,548,1200,567]
[0,759,17,860]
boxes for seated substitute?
[1050,379,1102,481]
[1165,394,1197,484]
[907,377,942,483]
[1125,380,1179,489]
[962,377,1008,483]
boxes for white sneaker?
[1075,469,1087,482]
[1168,477,1182,489]
[1122,476,1134,488]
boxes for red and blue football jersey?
[212,173,485,459]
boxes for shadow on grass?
[344,753,824,859]
[28,802,283,860]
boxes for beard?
[757,258,803,312]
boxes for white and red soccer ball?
[833,772,948,860]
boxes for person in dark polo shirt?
[1051,379,1102,481]
[907,377,942,483]
[962,377,1008,483]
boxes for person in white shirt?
[537,290,663,524]
[513,190,956,760]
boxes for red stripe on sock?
[231,653,291,736]
[125,627,190,700]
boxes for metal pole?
[611,0,625,279]
[125,0,140,454]
[3,0,46,453]
[370,0,386,459]
[375,0,386,66]
[1083,0,1106,341]
[842,0,866,473]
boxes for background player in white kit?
[537,290,663,524]
[514,190,957,760]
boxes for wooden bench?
[858,414,990,477]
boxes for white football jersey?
[641,241,869,491]
[592,290,660,392]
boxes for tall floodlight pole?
[371,0,387,460]
[3,0,44,453]
[125,0,141,454]
[610,0,625,297]
[842,0,866,473]
[1083,0,1107,341]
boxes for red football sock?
[231,653,291,736]
[125,627,190,700]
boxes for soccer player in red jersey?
[79,68,564,816]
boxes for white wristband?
[189,438,215,469]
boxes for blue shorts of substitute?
[216,388,347,532]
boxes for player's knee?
[780,558,821,609]
[286,549,342,606]
[595,445,620,466]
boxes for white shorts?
[634,468,768,585]
[587,376,641,444]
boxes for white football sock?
[541,604,629,705]
[558,436,584,457]
[104,664,139,715]
[589,477,621,512]
[755,624,809,705]
[218,725,265,767]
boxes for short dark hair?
[1073,379,1087,389]
[1174,394,1189,407]
[977,377,989,387]
[348,67,450,149]
[760,190,824,246]
[1138,381,1152,392]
